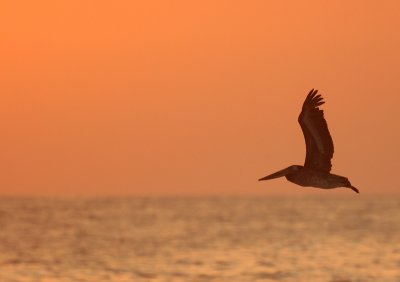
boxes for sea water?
[0,195,400,282]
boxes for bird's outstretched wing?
[298,89,334,172]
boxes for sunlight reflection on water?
[0,195,399,282]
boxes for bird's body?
[285,166,353,189]
[259,89,359,193]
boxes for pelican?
[259,89,359,193]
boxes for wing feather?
[298,89,334,172]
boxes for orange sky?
[1,1,400,196]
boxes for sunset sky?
[1,1,400,196]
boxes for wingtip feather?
[304,89,325,109]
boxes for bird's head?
[258,165,302,181]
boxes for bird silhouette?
[259,89,359,193]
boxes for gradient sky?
[1,1,400,196]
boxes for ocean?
[0,195,399,282]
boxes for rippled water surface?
[1,195,400,282]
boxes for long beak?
[258,167,291,181]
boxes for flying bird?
[259,89,359,193]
